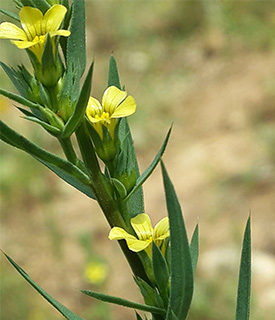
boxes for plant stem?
[75,121,150,282]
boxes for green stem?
[75,121,150,282]
[58,136,78,164]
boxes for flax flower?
[86,86,136,138]
[0,5,70,61]
[109,213,169,255]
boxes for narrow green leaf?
[117,118,144,216]
[152,242,169,307]
[66,0,86,78]
[0,62,26,96]
[81,290,166,316]
[0,120,95,199]
[126,126,172,201]
[235,217,251,320]
[161,161,193,320]
[3,252,84,320]
[108,55,121,89]
[0,88,39,109]
[0,9,20,21]
[24,116,61,135]
[62,62,94,138]
[189,224,199,274]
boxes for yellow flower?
[0,5,70,61]
[84,261,108,285]
[108,213,169,255]
[86,86,136,138]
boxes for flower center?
[95,112,111,125]
[32,34,46,44]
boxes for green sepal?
[0,88,39,109]
[81,290,166,316]
[152,242,170,307]
[31,0,51,13]
[66,0,86,81]
[161,161,193,320]
[189,224,199,274]
[39,83,52,108]
[39,106,64,131]
[126,126,172,201]
[3,252,85,320]
[0,120,95,199]
[108,55,121,89]
[39,34,62,87]
[20,0,36,7]
[235,216,251,320]
[111,178,128,199]
[62,62,94,138]
[0,9,20,22]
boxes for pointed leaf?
[0,9,20,22]
[24,116,61,134]
[152,242,169,307]
[117,118,144,216]
[62,62,94,138]
[161,161,193,320]
[235,217,251,320]
[0,88,39,109]
[108,55,121,89]
[1,62,26,96]
[0,120,95,199]
[66,0,86,78]
[3,252,84,320]
[126,126,172,201]
[81,290,165,316]
[189,224,199,274]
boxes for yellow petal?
[102,86,127,114]
[111,95,136,118]
[126,238,151,252]
[153,217,170,241]
[86,97,103,123]
[49,29,71,38]
[20,6,43,40]
[0,22,27,40]
[44,4,67,33]
[11,39,38,49]
[131,213,153,241]
[108,227,136,241]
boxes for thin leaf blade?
[81,290,165,316]
[0,120,95,199]
[189,224,199,274]
[62,62,94,138]
[126,126,172,201]
[235,217,251,320]
[161,161,193,320]
[3,252,84,320]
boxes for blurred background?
[1,1,275,319]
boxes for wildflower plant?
[0,1,251,320]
